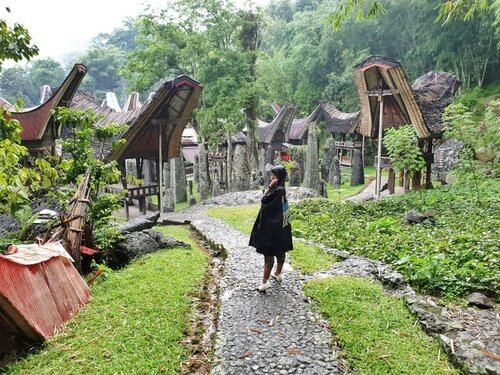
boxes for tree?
[0,7,38,69]
[0,65,30,105]
[329,0,499,30]
[91,18,138,52]
[123,0,263,145]
[78,45,128,104]
[27,58,65,104]
[0,7,53,214]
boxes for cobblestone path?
[164,208,342,375]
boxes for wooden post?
[158,121,163,213]
[388,168,395,194]
[375,95,384,199]
[365,86,398,199]
[425,139,433,188]
[361,134,365,167]
[119,160,129,219]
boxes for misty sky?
[3,0,267,65]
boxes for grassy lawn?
[304,277,459,375]
[3,226,207,375]
[207,205,338,273]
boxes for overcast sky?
[3,0,267,66]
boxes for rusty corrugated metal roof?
[0,245,91,346]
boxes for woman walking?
[249,165,293,292]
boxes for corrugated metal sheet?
[0,244,91,347]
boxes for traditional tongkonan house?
[285,105,321,146]
[4,64,87,158]
[317,100,361,166]
[353,56,459,198]
[79,75,203,216]
[257,105,296,164]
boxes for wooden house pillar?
[388,168,395,194]
[119,160,129,219]
[425,139,433,189]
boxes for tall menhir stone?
[322,138,336,180]
[303,123,319,190]
[231,144,250,191]
[170,156,187,203]
[198,143,211,201]
[328,155,341,188]
[350,149,365,186]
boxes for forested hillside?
[1,0,498,136]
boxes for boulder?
[119,212,160,233]
[467,293,496,309]
[116,229,189,263]
[405,210,433,225]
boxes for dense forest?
[1,0,499,141]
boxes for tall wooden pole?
[375,94,384,200]
[158,122,163,213]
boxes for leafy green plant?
[291,179,500,300]
[443,101,500,201]
[383,126,425,177]
[54,107,129,258]
[0,106,59,214]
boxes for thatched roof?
[5,64,87,149]
[68,75,202,163]
[287,105,321,142]
[354,56,428,138]
[257,105,296,144]
[353,56,459,139]
[412,71,460,136]
[318,100,360,134]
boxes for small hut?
[353,56,459,196]
[257,105,296,163]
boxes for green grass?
[289,241,338,273]
[324,166,380,201]
[304,277,458,375]
[206,205,338,273]
[147,181,200,212]
[207,205,259,235]
[3,226,207,375]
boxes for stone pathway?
[160,188,499,375]
[346,176,405,203]
[162,202,344,375]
